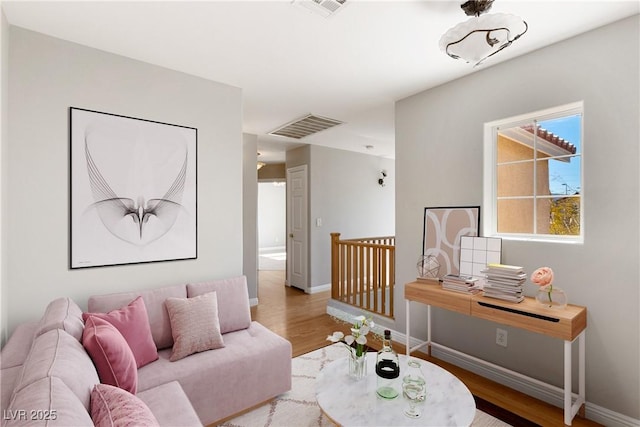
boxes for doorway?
[286,165,308,292]
[258,181,286,271]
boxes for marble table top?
[316,354,476,427]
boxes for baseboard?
[258,246,285,254]
[428,343,639,427]
[326,303,390,337]
[585,403,640,427]
[326,305,639,427]
[308,283,331,294]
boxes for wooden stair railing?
[330,232,395,319]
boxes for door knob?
[289,233,294,238]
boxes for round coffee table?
[316,354,476,426]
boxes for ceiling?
[3,1,638,163]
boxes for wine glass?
[402,359,426,418]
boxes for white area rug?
[220,344,512,427]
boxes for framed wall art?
[70,107,197,268]
[422,206,480,278]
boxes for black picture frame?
[70,107,197,268]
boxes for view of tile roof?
[521,124,577,154]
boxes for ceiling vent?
[292,0,347,18]
[269,114,344,139]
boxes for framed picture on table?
[422,206,480,278]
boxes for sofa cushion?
[137,322,292,425]
[1,366,22,414]
[82,316,138,394]
[13,328,99,410]
[165,292,225,362]
[1,321,38,369]
[36,297,84,342]
[90,383,159,427]
[83,296,158,368]
[137,381,202,427]
[186,276,251,334]
[88,284,187,350]
[5,376,94,427]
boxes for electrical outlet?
[496,328,508,347]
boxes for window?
[483,102,583,243]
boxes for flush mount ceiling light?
[439,0,527,67]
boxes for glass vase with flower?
[327,315,374,380]
[531,266,567,309]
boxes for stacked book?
[481,263,526,303]
[441,274,482,294]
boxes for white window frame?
[483,101,584,244]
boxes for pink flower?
[531,267,554,290]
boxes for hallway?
[251,270,340,357]
[258,248,286,271]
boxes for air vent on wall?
[269,114,344,139]
[292,0,347,18]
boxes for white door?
[286,165,308,292]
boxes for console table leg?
[427,305,432,356]
[578,331,586,418]
[564,339,572,425]
[564,341,572,426]
[406,299,411,356]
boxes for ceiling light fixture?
[439,0,527,67]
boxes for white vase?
[535,286,568,309]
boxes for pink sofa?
[1,276,292,426]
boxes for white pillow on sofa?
[165,291,225,362]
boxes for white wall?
[307,145,395,289]
[242,133,258,302]
[258,182,286,251]
[4,27,243,335]
[395,16,639,421]
[0,10,9,343]
[286,145,395,290]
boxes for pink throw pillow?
[82,316,138,394]
[83,296,158,368]
[90,383,159,427]
[165,291,225,362]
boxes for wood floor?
[252,270,602,427]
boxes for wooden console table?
[404,281,587,426]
